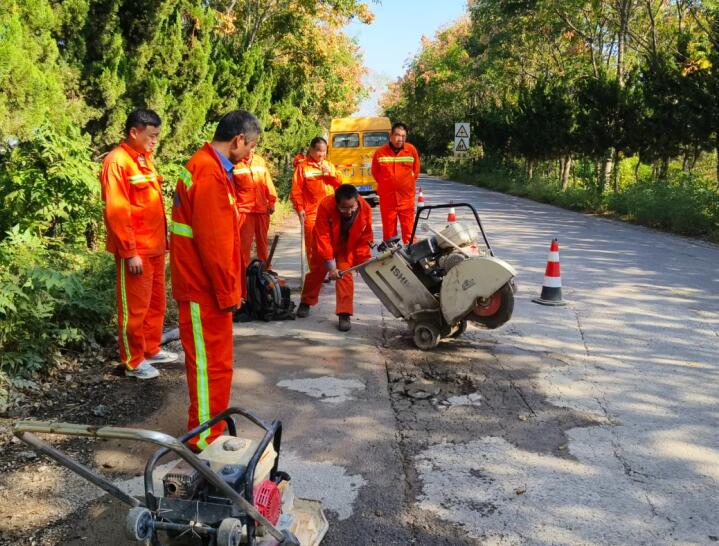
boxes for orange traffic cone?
[418,187,424,204]
[532,238,567,306]
[447,203,457,223]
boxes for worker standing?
[295,184,373,332]
[233,150,277,298]
[290,137,343,263]
[170,110,260,451]
[100,109,177,380]
[371,122,421,243]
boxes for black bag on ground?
[242,259,296,321]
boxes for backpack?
[244,259,296,321]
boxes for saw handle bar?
[409,202,494,256]
[14,407,292,545]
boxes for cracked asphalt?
[4,175,718,545]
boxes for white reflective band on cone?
[542,276,562,288]
[547,251,560,261]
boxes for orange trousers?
[239,212,271,299]
[379,201,415,243]
[179,300,234,451]
[301,255,354,315]
[115,254,166,370]
[302,214,317,264]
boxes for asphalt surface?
[8,174,719,546]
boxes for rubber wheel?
[450,320,468,338]
[217,517,244,546]
[473,283,514,329]
[125,506,153,542]
[413,322,440,350]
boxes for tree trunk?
[612,150,620,193]
[634,159,641,182]
[526,159,534,180]
[561,156,572,190]
[599,150,614,193]
[659,156,669,181]
[716,136,719,188]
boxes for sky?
[346,0,469,116]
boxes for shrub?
[0,228,115,377]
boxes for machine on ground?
[354,203,516,350]
[14,407,327,545]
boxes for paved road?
[11,174,719,545]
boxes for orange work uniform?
[290,159,343,261]
[170,143,241,451]
[100,142,167,370]
[301,195,373,315]
[233,154,277,298]
[371,142,421,243]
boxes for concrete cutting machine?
[357,203,517,350]
[14,407,328,545]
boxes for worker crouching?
[296,184,374,332]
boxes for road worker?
[293,150,306,169]
[170,110,260,451]
[290,137,343,263]
[371,122,421,243]
[100,109,177,380]
[233,150,277,298]
[296,184,374,332]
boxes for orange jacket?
[290,159,343,217]
[170,143,241,310]
[232,154,277,214]
[100,142,167,258]
[312,195,373,267]
[293,153,306,169]
[371,143,421,209]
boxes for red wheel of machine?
[472,283,514,329]
[254,480,282,526]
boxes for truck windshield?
[332,133,360,148]
[363,132,389,147]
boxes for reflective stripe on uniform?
[179,168,193,190]
[119,258,132,366]
[304,168,324,178]
[250,166,266,173]
[170,221,193,238]
[228,193,236,206]
[128,173,158,184]
[233,167,251,175]
[378,156,415,163]
[190,302,211,450]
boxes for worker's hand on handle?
[328,267,342,281]
[127,255,144,275]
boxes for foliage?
[0,229,115,377]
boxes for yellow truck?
[328,116,391,207]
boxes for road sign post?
[454,122,470,157]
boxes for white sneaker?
[146,350,179,364]
[125,361,160,380]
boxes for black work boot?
[296,303,310,318]
[338,313,351,332]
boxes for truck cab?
[328,117,391,207]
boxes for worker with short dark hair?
[100,108,177,380]
[170,109,260,451]
[290,137,343,263]
[296,184,373,332]
[371,122,421,243]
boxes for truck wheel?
[125,507,153,542]
[473,283,514,329]
[413,322,440,350]
[217,517,244,546]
